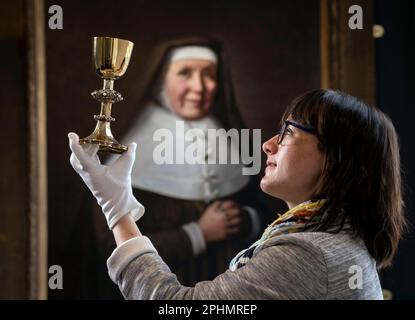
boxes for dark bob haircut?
[282,89,406,269]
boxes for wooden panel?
[0,0,48,299]
[320,0,375,104]
[26,0,48,300]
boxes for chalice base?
[79,134,127,154]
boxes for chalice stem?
[100,102,112,121]
[99,102,114,138]
[98,79,115,138]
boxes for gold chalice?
[79,36,134,153]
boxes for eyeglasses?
[277,120,318,144]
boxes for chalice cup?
[79,36,134,153]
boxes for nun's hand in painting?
[198,200,241,243]
[218,200,242,235]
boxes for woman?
[69,89,406,299]
[98,37,264,286]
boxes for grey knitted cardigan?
[106,231,383,300]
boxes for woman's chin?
[260,178,272,194]
[260,177,284,198]
[180,108,208,120]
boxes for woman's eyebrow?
[178,65,191,69]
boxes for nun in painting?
[101,37,265,287]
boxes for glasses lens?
[277,122,286,144]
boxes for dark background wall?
[0,0,29,299]
[45,0,320,298]
[375,0,415,299]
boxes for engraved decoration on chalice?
[79,36,134,153]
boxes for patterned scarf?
[229,199,327,271]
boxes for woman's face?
[164,59,217,120]
[260,118,325,208]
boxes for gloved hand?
[68,132,144,229]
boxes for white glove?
[68,132,144,229]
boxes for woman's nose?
[189,74,203,92]
[262,136,278,155]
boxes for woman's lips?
[185,100,203,107]
[265,161,276,175]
